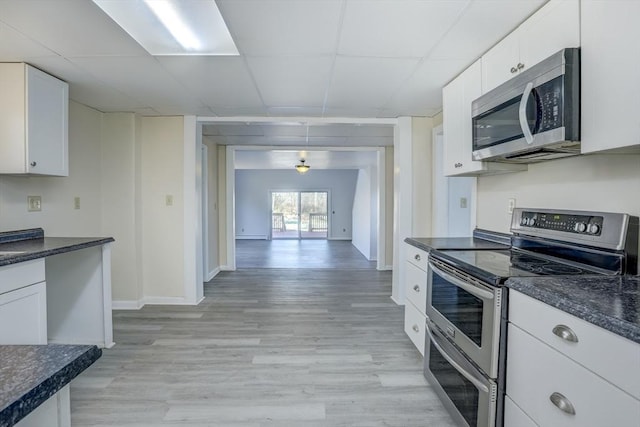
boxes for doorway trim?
[222,144,388,271]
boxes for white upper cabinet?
[580,1,640,154]
[443,60,526,177]
[0,63,69,176]
[482,0,580,93]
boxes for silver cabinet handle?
[412,324,420,333]
[414,254,421,261]
[413,285,420,292]
[550,392,576,415]
[510,66,518,73]
[517,62,525,70]
[552,324,579,343]
[30,161,37,167]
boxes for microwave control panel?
[535,76,564,133]
[519,211,603,236]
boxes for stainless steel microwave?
[472,48,580,163]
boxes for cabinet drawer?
[504,395,537,427]
[0,281,47,344]
[404,301,426,356]
[509,291,640,399]
[0,259,46,295]
[405,262,427,314]
[405,245,428,271]
[507,324,639,427]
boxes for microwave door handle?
[428,261,494,300]
[519,82,535,144]
[426,321,490,393]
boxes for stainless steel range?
[423,208,639,427]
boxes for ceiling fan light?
[295,159,310,174]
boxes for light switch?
[27,196,41,212]
[166,195,174,206]
[74,197,81,210]
[508,198,516,214]
[460,197,467,208]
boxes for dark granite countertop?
[0,228,114,267]
[0,344,101,427]
[405,229,511,253]
[506,275,640,344]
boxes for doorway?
[271,191,328,239]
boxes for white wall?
[235,169,358,240]
[477,153,640,231]
[0,101,102,236]
[101,113,139,303]
[139,117,185,300]
[352,168,373,259]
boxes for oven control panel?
[519,211,603,235]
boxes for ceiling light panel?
[92,0,238,55]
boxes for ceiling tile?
[384,59,469,115]
[325,57,419,109]
[247,56,333,107]
[0,21,57,59]
[429,0,547,60]
[338,0,468,58]
[0,0,148,57]
[217,0,343,55]
[70,56,202,112]
[157,56,263,108]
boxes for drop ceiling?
[0,0,547,167]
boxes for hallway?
[235,239,377,270]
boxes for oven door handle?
[429,261,494,300]
[426,321,490,393]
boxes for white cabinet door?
[481,33,519,93]
[481,0,579,94]
[504,395,538,427]
[580,0,640,153]
[0,282,47,345]
[0,63,68,176]
[26,65,69,176]
[404,301,425,356]
[518,0,580,75]
[507,323,640,427]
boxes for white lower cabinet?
[404,301,425,355]
[403,244,428,355]
[506,291,640,426]
[504,396,537,427]
[0,260,47,344]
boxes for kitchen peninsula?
[0,228,114,348]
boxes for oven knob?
[575,222,587,233]
[588,223,600,234]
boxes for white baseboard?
[328,237,352,241]
[220,265,236,271]
[390,295,403,306]
[206,267,221,281]
[378,264,393,271]
[236,235,268,240]
[112,300,144,310]
[142,296,190,305]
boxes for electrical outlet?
[508,198,516,214]
[74,197,81,210]
[166,195,173,206]
[27,196,41,212]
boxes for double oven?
[423,208,639,427]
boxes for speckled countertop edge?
[0,230,114,267]
[506,276,640,344]
[0,345,102,427]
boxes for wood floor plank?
[70,241,456,426]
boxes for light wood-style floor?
[70,241,456,426]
